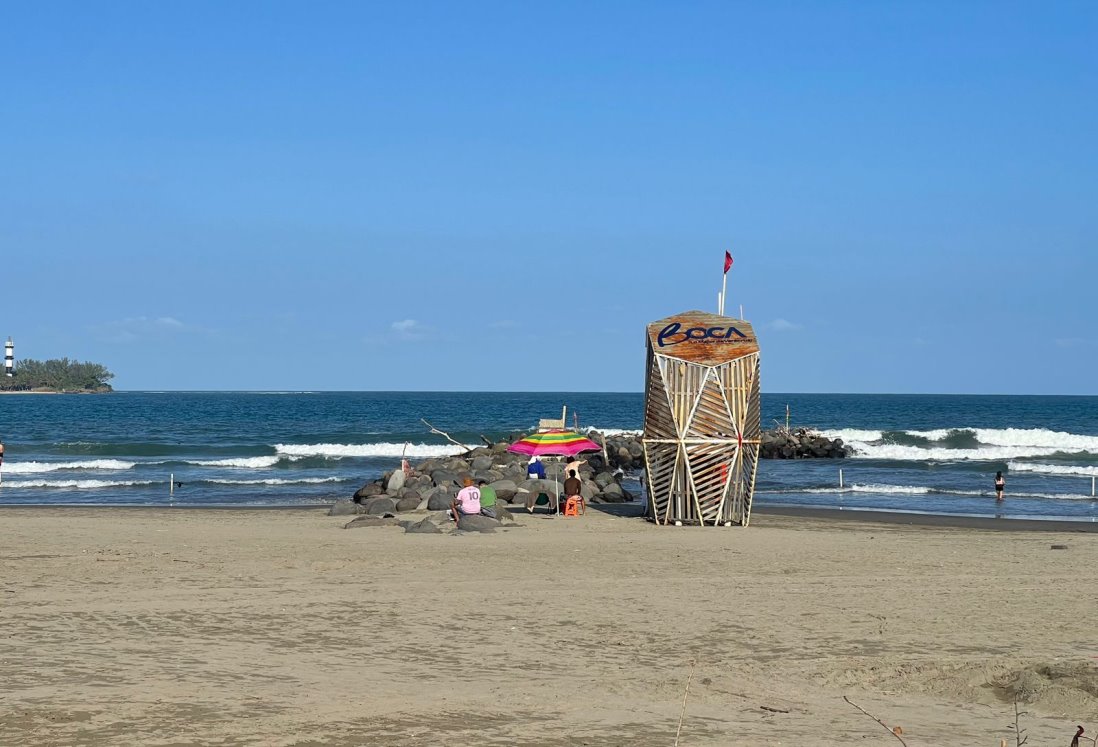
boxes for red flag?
[724,251,733,274]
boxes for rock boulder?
[328,499,363,517]
[344,515,401,529]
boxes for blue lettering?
[657,322,751,347]
[657,323,683,347]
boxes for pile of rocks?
[599,432,645,470]
[329,437,638,531]
[590,429,851,463]
[760,428,850,459]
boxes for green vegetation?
[0,358,115,392]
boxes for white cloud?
[488,320,519,330]
[93,316,189,343]
[391,319,428,341]
[765,318,802,332]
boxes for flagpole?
[720,272,728,316]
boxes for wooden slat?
[683,442,736,525]
[643,353,677,440]
[643,441,678,525]
[687,368,734,440]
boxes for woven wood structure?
[642,311,761,526]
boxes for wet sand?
[2,505,1096,745]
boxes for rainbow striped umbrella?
[506,429,602,457]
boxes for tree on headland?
[0,358,114,392]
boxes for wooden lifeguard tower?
[641,311,761,526]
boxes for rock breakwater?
[760,428,850,459]
[596,429,850,463]
[339,438,638,521]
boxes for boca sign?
[657,322,749,347]
[646,311,758,364]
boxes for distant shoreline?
[0,389,110,395]
[0,390,62,395]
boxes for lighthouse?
[4,337,13,377]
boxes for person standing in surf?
[994,470,1005,500]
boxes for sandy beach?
[2,506,1097,746]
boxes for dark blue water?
[2,392,1097,520]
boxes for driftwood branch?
[1011,698,1028,747]
[673,659,697,747]
[843,696,908,746]
[420,419,473,455]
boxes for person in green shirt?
[477,479,497,519]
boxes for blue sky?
[2,1,1095,393]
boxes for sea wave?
[785,484,1095,501]
[204,477,348,486]
[1,459,137,474]
[839,444,1077,461]
[802,483,937,495]
[1007,461,1098,477]
[188,456,284,469]
[585,427,640,437]
[848,483,931,495]
[273,442,470,458]
[821,427,1098,461]
[5,479,157,489]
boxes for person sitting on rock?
[450,477,481,522]
[527,456,546,480]
[477,479,497,519]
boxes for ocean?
[1,392,1097,521]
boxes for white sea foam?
[1,459,137,474]
[820,429,888,443]
[6,479,156,489]
[974,428,1098,450]
[274,442,470,458]
[189,456,283,469]
[1007,461,1098,477]
[798,484,1092,501]
[843,444,1073,461]
[821,426,1098,461]
[804,483,934,495]
[848,483,932,495]
[585,427,640,437]
[205,477,347,486]
[990,490,1097,501]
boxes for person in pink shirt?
[450,477,481,521]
